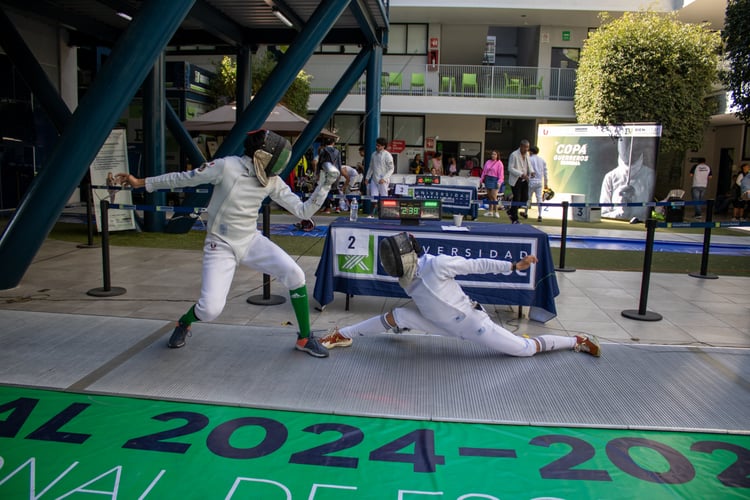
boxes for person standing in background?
[734,163,750,221]
[409,153,425,174]
[528,146,548,222]
[480,150,504,218]
[447,156,457,176]
[690,158,712,219]
[365,137,394,218]
[507,139,531,223]
[318,137,343,214]
[430,151,444,176]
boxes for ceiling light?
[116,12,132,21]
[272,7,294,28]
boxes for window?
[379,115,424,147]
[385,24,427,55]
[324,114,425,149]
[333,115,362,145]
[388,25,406,53]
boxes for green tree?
[208,53,311,117]
[575,11,721,154]
[721,0,750,123]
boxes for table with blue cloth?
[313,218,560,322]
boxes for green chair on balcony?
[388,72,403,92]
[440,76,456,95]
[528,76,544,98]
[462,73,478,95]
[410,72,425,95]
[504,73,521,96]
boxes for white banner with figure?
[536,123,662,220]
[89,129,136,232]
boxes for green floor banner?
[1,386,748,499]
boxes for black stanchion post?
[621,218,662,321]
[87,200,126,297]
[247,202,286,305]
[689,199,718,280]
[77,184,99,249]
[555,201,575,272]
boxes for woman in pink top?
[430,152,444,176]
[481,150,505,218]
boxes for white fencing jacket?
[146,155,331,260]
[403,253,513,330]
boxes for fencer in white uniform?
[321,232,601,358]
[117,130,340,357]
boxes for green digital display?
[378,198,441,223]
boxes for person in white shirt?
[337,164,363,211]
[364,137,395,217]
[117,130,339,358]
[507,139,531,223]
[320,232,601,358]
[733,163,749,221]
[690,158,712,219]
[528,146,549,222]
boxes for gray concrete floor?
[0,218,748,432]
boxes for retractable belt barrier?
[87,190,746,323]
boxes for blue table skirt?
[313,218,560,322]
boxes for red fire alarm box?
[429,38,439,71]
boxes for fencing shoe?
[295,335,330,358]
[168,321,191,348]
[320,327,353,349]
[574,335,601,357]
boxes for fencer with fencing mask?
[320,232,601,357]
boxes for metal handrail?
[311,64,577,101]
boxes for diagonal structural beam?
[187,0,245,46]
[0,7,72,132]
[284,47,371,175]
[215,0,352,159]
[349,0,382,45]
[0,0,196,290]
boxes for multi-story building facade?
[0,0,740,208]
[302,0,741,200]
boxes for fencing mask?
[379,232,422,285]
[245,129,292,186]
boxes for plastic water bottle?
[349,197,358,222]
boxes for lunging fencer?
[116,129,340,358]
[320,232,601,358]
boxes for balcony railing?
[311,64,577,101]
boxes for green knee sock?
[289,285,311,338]
[179,305,199,326]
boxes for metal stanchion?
[87,200,126,297]
[247,202,286,306]
[621,218,662,321]
[689,199,718,280]
[555,201,575,272]
[77,184,99,249]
